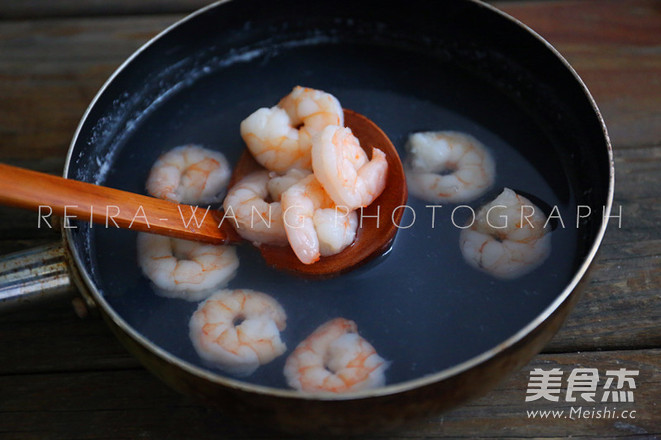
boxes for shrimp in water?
[405,131,495,203]
[146,144,231,204]
[284,318,388,393]
[311,125,388,210]
[460,188,551,279]
[281,174,358,264]
[240,86,344,173]
[222,170,300,246]
[137,233,239,301]
[189,289,287,376]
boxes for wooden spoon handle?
[0,164,239,244]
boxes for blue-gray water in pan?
[90,41,579,389]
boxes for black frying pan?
[8,0,613,433]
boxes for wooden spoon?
[0,109,406,277]
[233,109,408,276]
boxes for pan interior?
[68,1,606,392]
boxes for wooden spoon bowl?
[0,109,406,277]
[245,109,408,276]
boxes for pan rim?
[63,0,614,401]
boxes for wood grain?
[0,0,606,20]
[0,0,207,19]
[0,1,658,439]
[0,0,657,369]
[0,155,655,365]
[545,146,661,352]
[0,1,659,165]
[0,350,657,439]
[0,146,658,373]
[496,0,661,149]
[0,16,175,161]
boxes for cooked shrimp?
[189,289,287,377]
[405,131,495,203]
[266,168,311,202]
[279,86,344,150]
[284,318,388,393]
[281,174,358,264]
[137,232,239,301]
[222,171,289,246]
[240,86,344,173]
[459,188,551,279]
[311,125,388,210]
[146,144,231,204]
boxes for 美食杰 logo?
[524,367,639,420]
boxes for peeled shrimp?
[284,318,388,393]
[189,289,287,376]
[240,86,344,173]
[137,233,239,301]
[459,188,551,279]
[281,174,358,264]
[312,125,388,210]
[146,144,231,204]
[405,131,495,203]
[222,171,291,246]
[266,168,311,202]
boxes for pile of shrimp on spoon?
[0,86,407,278]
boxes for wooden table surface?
[0,0,659,438]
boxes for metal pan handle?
[0,242,78,311]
